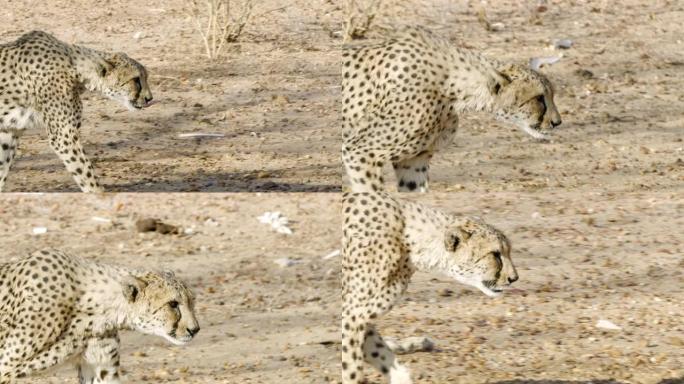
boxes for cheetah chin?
[477,282,504,298]
[459,276,505,298]
[153,328,196,346]
[131,99,156,110]
[521,124,551,141]
[119,96,152,111]
[165,334,194,346]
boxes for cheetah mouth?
[167,333,194,346]
[132,100,156,110]
[479,281,505,297]
[480,286,502,298]
[522,123,551,141]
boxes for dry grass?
[343,0,383,41]
[183,0,254,59]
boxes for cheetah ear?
[444,224,472,252]
[122,276,147,303]
[99,59,114,78]
[161,269,176,279]
[489,71,511,95]
[101,52,129,75]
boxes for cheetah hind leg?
[393,152,432,193]
[78,335,122,384]
[363,325,413,384]
[0,131,19,192]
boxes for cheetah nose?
[144,96,153,104]
[508,275,519,284]
[187,326,200,337]
[551,118,562,128]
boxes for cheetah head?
[442,217,518,297]
[491,64,561,140]
[98,52,153,111]
[123,270,200,346]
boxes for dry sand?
[0,0,681,193]
[1,0,341,192]
[0,192,681,383]
[0,0,682,383]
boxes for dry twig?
[343,0,383,41]
[183,0,254,60]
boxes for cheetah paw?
[385,336,435,355]
[389,364,412,384]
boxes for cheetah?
[0,30,153,193]
[342,26,562,192]
[341,191,518,383]
[0,249,199,383]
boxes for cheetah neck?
[76,263,137,333]
[69,44,110,93]
[401,202,457,274]
[445,49,502,114]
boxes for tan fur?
[0,31,153,192]
[342,26,562,193]
[0,250,198,383]
[341,191,517,384]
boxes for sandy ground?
[1,0,341,192]
[0,192,681,384]
[363,0,684,197]
[0,0,682,383]
[0,194,343,383]
[0,1,681,192]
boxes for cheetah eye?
[132,77,142,92]
[536,95,545,104]
[492,251,502,262]
[168,300,179,309]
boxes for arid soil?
[0,1,682,192]
[368,0,684,197]
[0,192,681,383]
[0,0,682,383]
[1,0,341,192]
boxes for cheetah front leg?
[341,304,368,384]
[392,151,433,193]
[342,145,387,193]
[0,130,19,192]
[363,325,412,384]
[78,334,122,384]
[343,111,409,193]
[13,325,88,379]
[342,280,413,384]
[46,123,103,193]
[41,96,103,193]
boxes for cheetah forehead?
[136,271,194,301]
[454,217,509,245]
[114,56,147,77]
[507,64,555,93]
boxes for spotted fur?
[0,30,153,192]
[342,26,562,193]
[0,250,199,383]
[341,191,518,383]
